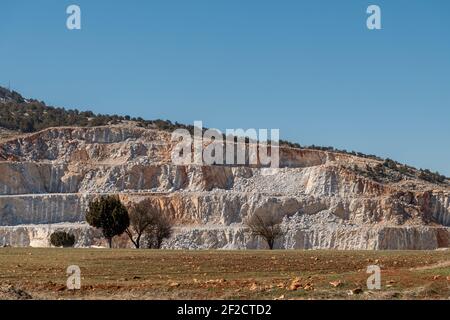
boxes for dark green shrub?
[86,196,130,248]
[50,231,75,248]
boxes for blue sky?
[1,0,449,175]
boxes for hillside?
[0,86,194,135]
[0,86,447,185]
[0,124,448,250]
[0,87,449,250]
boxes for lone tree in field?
[143,213,173,249]
[245,212,283,250]
[125,198,174,249]
[125,199,157,249]
[86,196,130,248]
[50,231,75,248]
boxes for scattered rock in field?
[205,279,226,285]
[329,280,343,288]
[169,282,180,288]
[386,280,396,284]
[432,275,440,280]
[289,278,302,291]
[249,283,258,291]
[348,288,363,295]
[274,295,285,300]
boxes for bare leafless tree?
[143,213,173,249]
[245,212,283,250]
[126,199,174,249]
[125,199,156,249]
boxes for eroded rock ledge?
[0,125,449,249]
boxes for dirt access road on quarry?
[0,248,449,300]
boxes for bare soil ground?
[0,248,448,300]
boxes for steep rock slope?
[0,124,448,249]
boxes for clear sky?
[1,0,449,175]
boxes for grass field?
[0,248,449,300]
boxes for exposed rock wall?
[0,194,90,226]
[431,192,450,226]
[2,220,446,250]
[0,125,449,249]
[0,223,103,248]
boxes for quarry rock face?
[0,124,449,249]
